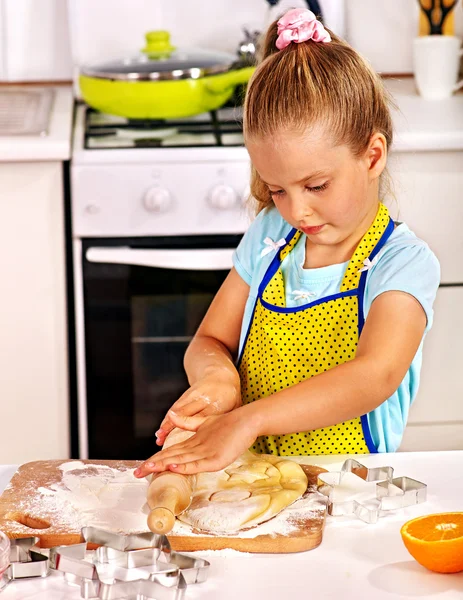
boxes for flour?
[5,461,151,535]
[46,461,151,533]
[5,460,326,541]
[196,394,221,413]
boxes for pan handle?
[204,66,255,94]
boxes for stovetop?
[85,105,244,150]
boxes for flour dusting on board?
[4,461,327,538]
[5,461,150,535]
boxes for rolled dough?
[162,428,308,534]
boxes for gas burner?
[126,118,168,129]
[84,106,244,149]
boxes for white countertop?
[1,450,462,599]
[0,78,462,164]
[0,85,74,162]
[384,78,463,152]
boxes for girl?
[134,9,440,478]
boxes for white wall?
[347,0,463,74]
[67,0,345,67]
[5,0,462,81]
[0,0,73,81]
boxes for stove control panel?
[72,159,252,237]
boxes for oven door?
[77,234,242,460]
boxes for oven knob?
[143,187,172,213]
[209,184,238,210]
[85,204,100,215]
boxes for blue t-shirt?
[232,206,440,452]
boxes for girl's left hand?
[133,407,258,477]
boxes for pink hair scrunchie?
[276,8,331,50]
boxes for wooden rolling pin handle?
[146,471,193,535]
[147,487,180,534]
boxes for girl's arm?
[135,289,426,476]
[153,267,250,446]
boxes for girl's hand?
[155,370,241,446]
[134,407,258,477]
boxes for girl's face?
[246,126,385,255]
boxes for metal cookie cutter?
[0,536,49,590]
[317,459,427,524]
[49,526,209,600]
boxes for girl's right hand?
[155,370,242,446]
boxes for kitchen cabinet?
[387,150,463,451]
[0,86,73,464]
[0,162,69,464]
[400,287,463,451]
[377,77,463,452]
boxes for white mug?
[413,35,463,100]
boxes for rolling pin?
[146,427,196,535]
[146,471,194,534]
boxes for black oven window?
[82,235,243,459]
[132,292,214,439]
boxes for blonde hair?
[243,21,395,213]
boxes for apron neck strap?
[340,203,393,292]
[280,229,302,261]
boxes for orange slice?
[401,512,463,574]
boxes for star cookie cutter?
[317,459,427,524]
[48,526,209,600]
[4,536,49,581]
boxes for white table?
[1,451,462,599]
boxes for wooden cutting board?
[0,459,327,553]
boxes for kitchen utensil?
[5,537,49,580]
[317,459,427,524]
[413,35,463,99]
[79,31,255,120]
[146,472,194,535]
[52,541,187,600]
[236,27,261,67]
[0,532,8,572]
[0,460,327,553]
[0,531,10,591]
[48,527,209,598]
[306,0,323,19]
[417,0,459,35]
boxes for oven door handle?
[85,247,235,270]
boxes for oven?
[71,104,250,459]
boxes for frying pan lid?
[80,31,238,81]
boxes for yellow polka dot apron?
[238,203,394,455]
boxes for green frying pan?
[79,31,255,120]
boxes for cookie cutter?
[317,459,427,524]
[0,536,50,592]
[48,526,209,600]
[4,536,49,581]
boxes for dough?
[162,426,308,534]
